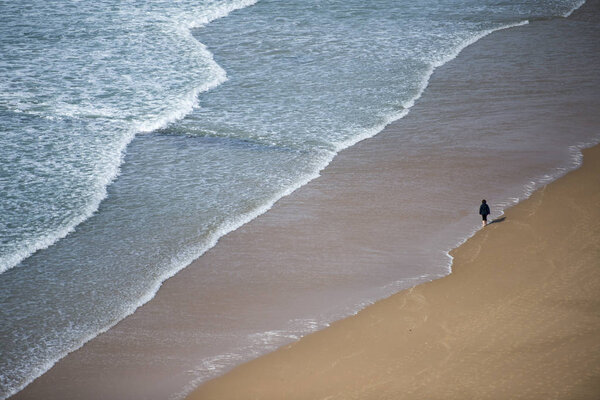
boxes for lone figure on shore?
[479,199,490,227]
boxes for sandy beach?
[10,1,600,399]
[189,144,600,399]
[188,2,600,399]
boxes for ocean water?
[0,0,590,398]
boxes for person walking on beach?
[479,199,490,227]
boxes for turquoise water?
[0,0,586,397]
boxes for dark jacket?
[479,203,490,216]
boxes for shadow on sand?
[488,216,506,225]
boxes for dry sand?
[188,145,600,399]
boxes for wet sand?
[11,1,600,399]
[189,143,600,399]
[189,1,600,399]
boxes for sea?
[0,0,594,398]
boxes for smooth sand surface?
[189,145,600,399]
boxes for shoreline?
[189,142,600,399]
[187,1,600,398]
[10,1,600,397]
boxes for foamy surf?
[0,0,257,276]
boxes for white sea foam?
[0,1,258,277]
[333,20,529,155]
[134,65,227,134]
[134,0,261,133]
[178,0,259,30]
[564,0,587,17]
[0,130,134,275]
